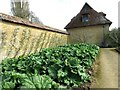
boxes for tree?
[11,0,43,24]
[11,0,30,19]
[29,11,43,25]
[105,28,120,47]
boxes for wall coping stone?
[0,13,69,35]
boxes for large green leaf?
[1,43,99,88]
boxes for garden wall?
[0,13,68,61]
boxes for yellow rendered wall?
[0,21,68,61]
[67,25,109,45]
[0,20,110,62]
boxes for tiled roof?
[0,13,69,35]
[65,3,112,29]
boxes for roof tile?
[64,3,112,29]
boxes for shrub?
[105,28,120,48]
[1,43,99,89]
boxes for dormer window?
[82,14,89,22]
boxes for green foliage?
[105,28,120,47]
[1,43,99,89]
[1,71,58,89]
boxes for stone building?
[65,3,112,46]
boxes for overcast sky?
[0,0,119,30]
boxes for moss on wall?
[0,21,68,61]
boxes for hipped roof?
[65,3,112,29]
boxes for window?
[82,14,89,22]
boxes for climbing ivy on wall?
[13,29,28,57]
[0,31,7,51]
[0,28,67,60]
[34,34,42,54]
[0,30,7,60]
[21,29,31,56]
[7,28,19,57]
[29,35,38,54]
[39,33,47,49]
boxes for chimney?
[99,12,106,16]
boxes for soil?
[90,48,119,88]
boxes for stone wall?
[0,14,68,61]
